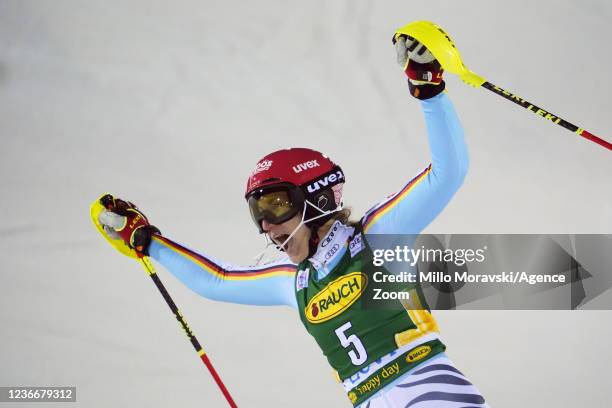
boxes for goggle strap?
[302,199,343,222]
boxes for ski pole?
[394,21,611,151]
[480,82,610,150]
[89,195,238,407]
[138,256,238,408]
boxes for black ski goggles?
[247,184,305,233]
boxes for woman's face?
[262,215,310,263]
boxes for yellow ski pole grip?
[394,20,486,87]
[90,196,239,407]
[394,21,610,151]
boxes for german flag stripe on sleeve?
[362,165,432,233]
[152,235,296,281]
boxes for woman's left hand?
[394,35,445,99]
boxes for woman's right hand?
[97,194,160,256]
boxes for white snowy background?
[1,0,611,407]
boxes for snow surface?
[1,0,610,407]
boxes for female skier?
[98,37,489,407]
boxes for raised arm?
[148,236,298,308]
[363,37,468,235]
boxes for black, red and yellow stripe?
[362,165,432,233]
[153,235,296,280]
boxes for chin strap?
[252,199,343,265]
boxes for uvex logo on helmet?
[306,170,344,193]
[293,160,320,174]
[245,148,340,198]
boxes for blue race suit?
[148,92,488,407]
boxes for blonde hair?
[331,207,359,227]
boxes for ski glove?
[394,35,445,100]
[97,194,160,256]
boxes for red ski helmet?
[245,148,345,232]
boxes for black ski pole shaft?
[481,81,611,151]
[139,257,238,408]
